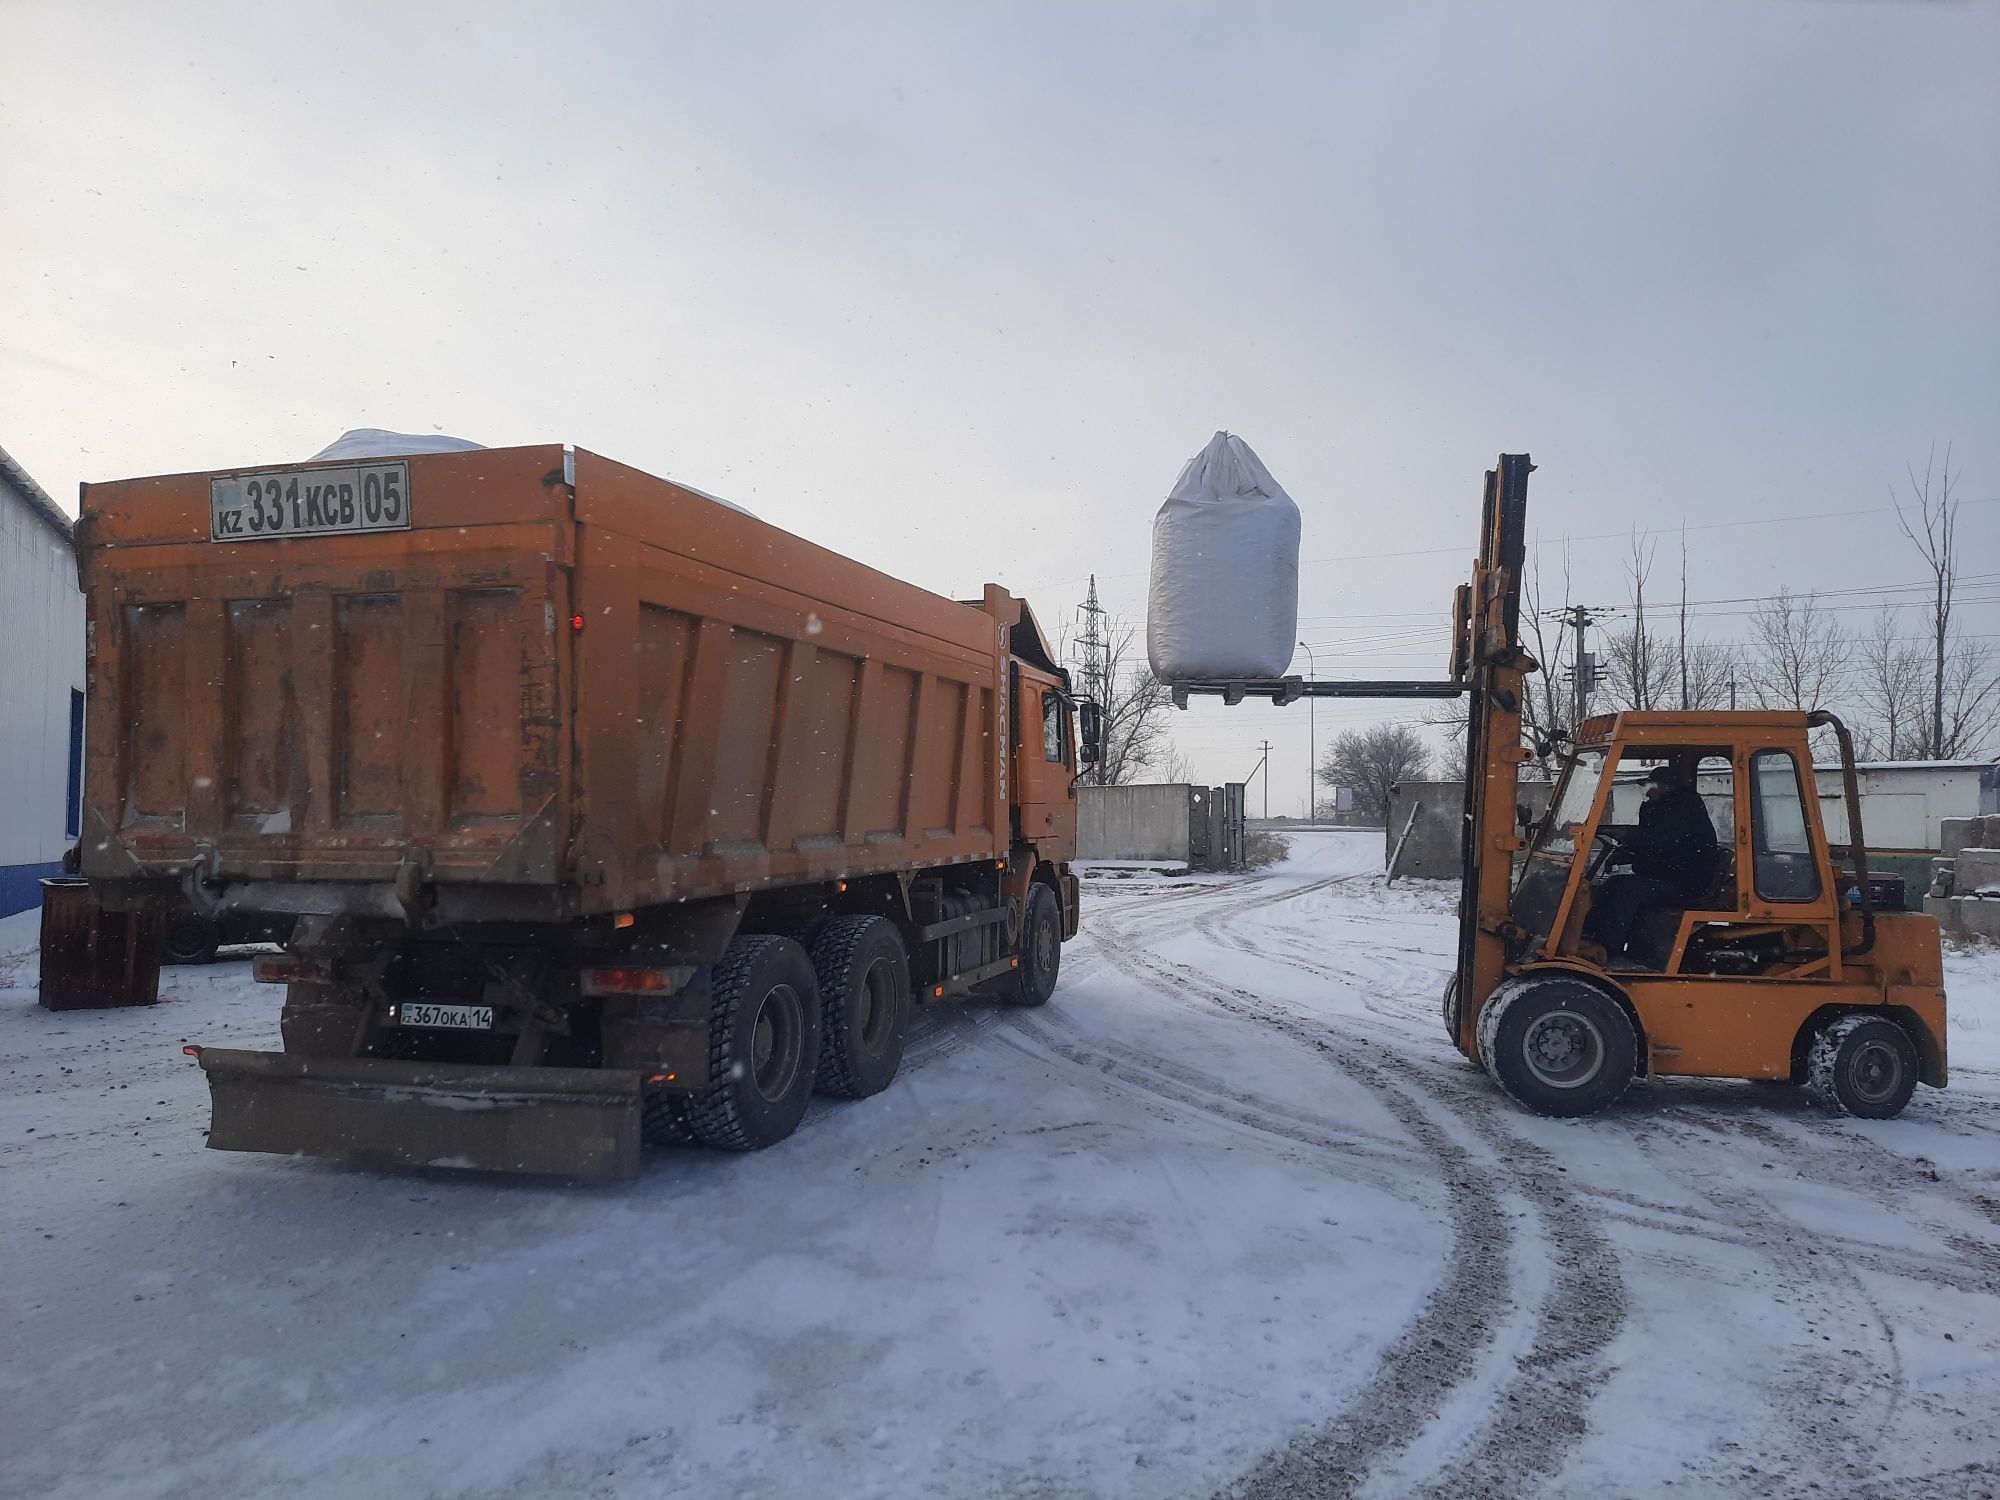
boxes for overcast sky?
[5,1,1996,808]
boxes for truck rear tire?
[642,1088,693,1146]
[165,914,222,965]
[1478,975,1636,1118]
[999,883,1062,1008]
[1807,1014,1918,1120]
[686,935,821,1151]
[810,916,910,1099]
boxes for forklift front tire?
[1807,1014,1918,1120]
[1478,975,1637,1118]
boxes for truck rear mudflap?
[195,1048,645,1179]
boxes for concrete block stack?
[1927,817,2000,941]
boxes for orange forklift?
[1170,454,1947,1119]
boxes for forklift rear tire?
[686,935,821,1151]
[1478,975,1637,1118]
[810,916,910,1099]
[1807,1014,1918,1120]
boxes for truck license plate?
[397,1002,493,1031]
[209,462,411,540]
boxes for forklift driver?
[1585,759,1720,963]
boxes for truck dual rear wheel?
[810,916,910,1099]
[686,935,822,1151]
[1807,1014,1918,1120]
[165,914,222,965]
[1000,883,1062,1008]
[1477,975,1637,1118]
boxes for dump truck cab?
[1475,707,1947,1116]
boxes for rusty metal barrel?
[38,878,166,1010]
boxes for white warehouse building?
[0,445,85,917]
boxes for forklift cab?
[1513,715,1844,979]
[1478,709,1947,1119]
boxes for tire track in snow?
[999,1009,1417,1172]
[1207,934,2000,1298]
[1606,1110,1914,1496]
[1235,931,2000,1301]
[1093,878,1628,1500]
[1082,928,1523,1500]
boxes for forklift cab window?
[1511,747,1609,946]
[1750,749,1820,903]
[1534,748,1609,860]
[1041,691,1066,763]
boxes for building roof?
[0,443,74,544]
[1833,759,1995,773]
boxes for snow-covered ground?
[2,831,1996,1499]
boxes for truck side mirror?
[1076,700,1103,766]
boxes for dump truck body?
[79,445,1089,1175]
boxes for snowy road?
[3,830,1998,1499]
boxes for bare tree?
[1624,531,1659,710]
[1071,617,1172,785]
[1153,741,1197,786]
[1745,587,1848,715]
[1677,524,1690,710]
[1892,445,2000,758]
[1519,544,1580,773]
[1681,637,1739,711]
[1316,723,1433,820]
[1599,532,1676,712]
[1600,622,1677,712]
[1935,637,2000,762]
[1854,606,1929,760]
[1435,726,1469,784]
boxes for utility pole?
[1553,604,1598,727]
[1076,576,1109,784]
[1244,740,1272,822]
[1726,676,1738,710]
[1297,640,1317,821]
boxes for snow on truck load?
[76,444,1101,1177]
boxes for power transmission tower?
[1076,576,1110,784]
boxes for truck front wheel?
[811,916,910,1099]
[686,935,822,1150]
[1000,883,1063,1008]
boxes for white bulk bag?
[1146,431,1302,680]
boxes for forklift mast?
[1450,456,1534,1057]
[1165,453,1537,1061]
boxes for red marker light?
[182,1044,202,1058]
[570,613,586,632]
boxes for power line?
[1017,495,2000,595]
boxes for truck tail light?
[581,965,695,997]
[251,956,331,985]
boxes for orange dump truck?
[77,445,1098,1177]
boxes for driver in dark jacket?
[1586,761,1720,962]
